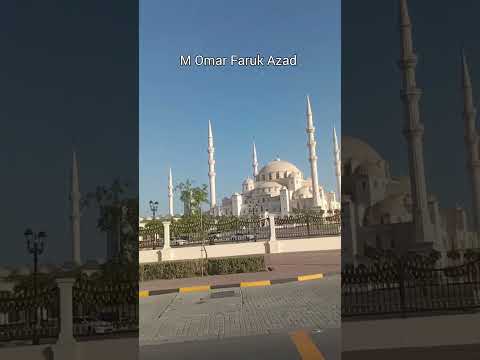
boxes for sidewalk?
[140,250,340,291]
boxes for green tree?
[82,179,138,264]
[175,179,209,215]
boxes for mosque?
[165,96,341,218]
[342,0,480,266]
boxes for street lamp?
[25,228,46,345]
[149,200,159,220]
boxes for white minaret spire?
[71,150,81,265]
[252,142,259,178]
[168,167,174,217]
[462,51,480,233]
[306,95,321,207]
[398,0,432,244]
[333,126,341,201]
[208,120,217,209]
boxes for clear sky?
[0,1,138,266]
[140,0,341,217]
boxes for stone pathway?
[140,275,340,345]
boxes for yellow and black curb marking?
[139,273,325,298]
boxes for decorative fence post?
[269,215,276,242]
[54,277,78,359]
[267,215,279,254]
[161,221,172,261]
[163,221,171,249]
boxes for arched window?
[269,173,273,180]
[276,172,280,179]
[262,175,265,181]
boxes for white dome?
[342,136,384,165]
[258,159,302,178]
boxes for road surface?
[140,275,340,359]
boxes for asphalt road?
[141,328,340,360]
[343,343,480,360]
[140,276,340,359]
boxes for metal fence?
[139,223,164,250]
[139,214,341,249]
[0,286,60,342]
[275,213,341,239]
[73,278,138,338]
[342,258,480,319]
[170,217,270,246]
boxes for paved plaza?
[140,275,340,358]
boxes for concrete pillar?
[267,215,280,254]
[269,215,276,241]
[54,277,78,359]
[162,221,171,249]
[161,221,172,261]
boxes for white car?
[92,320,114,334]
[74,316,114,335]
[173,239,187,246]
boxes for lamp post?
[24,228,46,345]
[149,200,158,220]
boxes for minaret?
[306,96,321,207]
[168,168,174,217]
[71,150,81,265]
[208,120,217,209]
[252,142,259,178]
[462,52,480,233]
[333,127,341,201]
[398,0,432,244]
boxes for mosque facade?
[166,96,341,218]
[342,0,480,266]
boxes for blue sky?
[140,0,340,217]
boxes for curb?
[139,273,325,298]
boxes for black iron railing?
[139,223,164,249]
[342,258,480,319]
[276,213,341,239]
[170,217,270,247]
[73,279,138,338]
[0,286,60,342]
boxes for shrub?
[139,255,265,281]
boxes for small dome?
[243,178,254,185]
[292,185,313,199]
[364,193,412,225]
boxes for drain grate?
[211,290,236,299]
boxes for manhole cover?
[211,290,236,299]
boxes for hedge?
[139,255,265,281]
